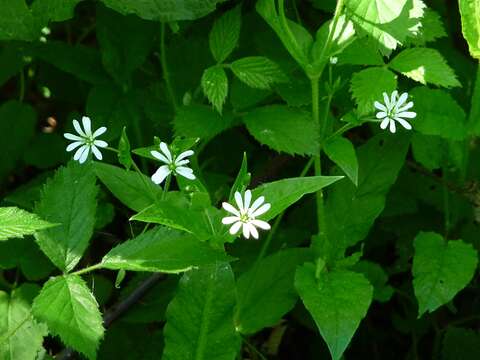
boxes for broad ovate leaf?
[324,136,359,186]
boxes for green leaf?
[243,105,319,156]
[32,275,104,360]
[411,133,445,170]
[0,0,36,41]
[96,4,156,86]
[117,127,133,170]
[252,175,343,222]
[101,226,232,273]
[0,284,47,360]
[350,67,397,116]
[295,263,373,360]
[442,327,480,360]
[407,9,446,46]
[353,261,394,302]
[0,45,26,87]
[209,5,241,63]
[0,101,36,182]
[230,56,287,90]
[201,66,228,113]
[236,248,312,334]
[324,136,359,186]
[174,105,235,140]
[34,162,98,273]
[337,38,384,66]
[229,153,250,202]
[99,0,227,21]
[344,0,426,53]
[163,262,241,360]
[0,207,56,241]
[389,48,461,88]
[31,0,83,22]
[459,0,480,60]
[312,15,356,63]
[95,162,161,212]
[412,232,478,317]
[410,86,467,140]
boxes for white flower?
[222,190,271,239]
[64,116,108,164]
[374,90,416,133]
[150,142,196,184]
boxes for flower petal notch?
[64,116,108,164]
[150,142,196,184]
[222,190,271,240]
[374,90,416,134]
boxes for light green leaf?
[230,56,287,90]
[209,5,241,63]
[410,86,467,140]
[458,0,480,60]
[236,248,312,334]
[99,0,227,21]
[295,263,373,360]
[252,175,343,222]
[34,162,98,273]
[95,162,161,212]
[324,136,358,186]
[312,15,356,63]
[101,226,232,272]
[163,262,241,360]
[337,38,384,66]
[117,127,133,170]
[389,48,461,88]
[412,232,478,317]
[201,66,228,113]
[344,0,426,53]
[0,207,56,241]
[407,9,446,46]
[32,275,104,360]
[0,284,47,360]
[243,105,319,156]
[350,67,397,116]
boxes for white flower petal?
[234,191,244,212]
[151,165,171,184]
[251,203,271,217]
[151,150,170,164]
[79,145,90,164]
[248,223,259,239]
[93,140,108,148]
[396,111,416,119]
[222,216,240,225]
[64,133,83,141]
[92,126,107,138]
[159,142,172,162]
[175,159,190,166]
[229,221,242,235]
[383,92,391,110]
[251,219,271,230]
[176,166,196,180]
[91,145,103,160]
[374,101,387,112]
[223,202,240,216]
[397,101,414,113]
[244,190,252,210]
[395,117,412,130]
[389,119,396,133]
[73,144,88,161]
[242,223,250,239]
[82,116,92,137]
[66,141,83,152]
[380,117,390,130]
[390,90,398,107]
[249,196,265,213]
[395,92,408,109]
[175,150,194,163]
[73,119,86,137]
[376,111,387,119]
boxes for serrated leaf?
[407,9,446,46]
[0,284,47,360]
[209,5,241,63]
[295,263,373,360]
[230,56,287,90]
[459,0,480,60]
[350,67,397,116]
[410,86,467,140]
[345,0,426,53]
[201,66,228,113]
[389,48,461,88]
[243,105,319,156]
[99,0,227,22]
[0,207,56,241]
[117,127,133,170]
[163,262,241,360]
[324,136,358,186]
[252,175,343,222]
[412,232,478,317]
[95,162,161,212]
[32,275,104,360]
[34,162,98,273]
[101,226,232,272]
[236,248,312,334]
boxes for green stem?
[162,175,171,200]
[71,263,103,276]
[317,0,345,64]
[160,23,178,112]
[443,168,450,239]
[18,70,25,102]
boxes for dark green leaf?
[209,5,241,63]
[230,56,287,90]
[201,66,228,113]
[324,136,359,185]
